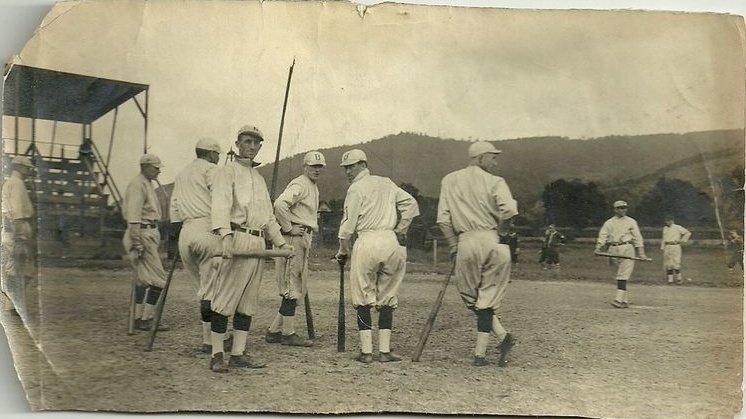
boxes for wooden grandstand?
[2,63,150,242]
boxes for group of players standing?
[121,125,525,371]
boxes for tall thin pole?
[143,89,149,154]
[270,58,296,202]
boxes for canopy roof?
[3,64,148,124]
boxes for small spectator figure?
[539,224,565,270]
[78,137,94,164]
[726,230,744,273]
[499,227,520,264]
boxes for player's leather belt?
[608,240,633,246]
[291,224,313,234]
[139,223,158,229]
[664,241,680,245]
[230,222,264,237]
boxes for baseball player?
[726,230,744,272]
[1,156,35,314]
[207,125,292,373]
[660,215,691,285]
[437,141,518,367]
[595,200,647,309]
[335,149,419,364]
[265,151,326,348]
[122,154,170,331]
[169,138,223,352]
[539,224,565,270]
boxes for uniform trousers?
[122,227,167,288]
[349,230,406,308]
[275,233,311,300]
[210,231,265,317]
[455,230,511,311]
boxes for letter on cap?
[340,149,367,166]
[304,151,326,167]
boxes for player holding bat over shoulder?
[436,141,518,367]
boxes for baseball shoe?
[497,333,516,367]
[355,352,374,364]
[135,319,170,331]
[610,300,627,309]
[473,356,490,367]
[210,353,229,373]
[281,333,314,347]
[379,352,402,363]
[265,329,282,344]
[228,352,267,369]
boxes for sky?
[1,0,745,187]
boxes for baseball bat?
[336,256,347,352]
[304,292,315,340]
[412,261,456,362]
[594,251,652,262]
[212,248,295,258]
[127,275,137,335]
[145,254,180,352]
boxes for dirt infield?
[1,243,743,418]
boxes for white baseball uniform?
[437,165,518,311]
[338,169,419,308]
[273,174,319,300]
[169,158,220,299]
[210,159,285,317]
[1,171,35,306]
[122,173,167,288]
[596,215,644,280]
[660,223,691,270]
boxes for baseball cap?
[236,125,264,141]
[613,200,628,208]
[11,156,33,168]
[139,153,163,168]
[340,149,367,167]
[468,141,502,158]
[195,138,221,153]
[304,151,326,167]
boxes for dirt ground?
[1,243,743,418]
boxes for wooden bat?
[304,292,315,340]
[594,251,652,262]
[211,248,295,258]
[336,256,347,352]
[145,254,180,351]
[412,262,456,362]
[127,275,137,335]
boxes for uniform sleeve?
[273,182,304,232]
[631,219,644,248]
[169,185,183,223]
[211,165,234,235]
[338,187,361,240]
[679,225,692,243]
[1,180,20,220]
[394,182,420,230]
[436,177,453,228]
[123,180,145,224]
[596,221,610,248]
[493,178,518,222]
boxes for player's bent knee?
[356,305,372,330]
[211,313,229,334]
[200,300,212,322]
[475,308,494,332]
[233,312,252,331]
[279,298,297,316]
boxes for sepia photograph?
[0,0,744,418]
